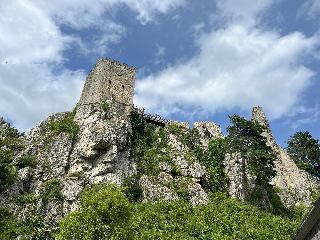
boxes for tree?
[287,131,320,177]
[226,115,276,186]
[226,115,280,212]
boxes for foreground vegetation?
[56,184,301,240]
[0,110,316,239]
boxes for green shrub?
[0,124,23,193]
[200,138,228,192]
[48,110,79,139]
[123,175,143,202]
[57,184,302,240]
[0,150,16,193]
[15,193,38,205]
[40,178,64,203]
[130,110,171,176]
[16,154,37,169]
[58,184,131,240]
[287,131,320,177]
[0,207,19,240]
[226,115,278,211]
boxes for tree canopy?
[287,131,320,177]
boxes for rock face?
[0,59,218,236]
[252,107,319,207]
[1,58,319,237]
[193,122,223,147]
[224,106,319,207]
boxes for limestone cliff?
[0,59,319,237]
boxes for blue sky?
[0,0,320,146]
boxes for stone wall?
[79,59,136,109]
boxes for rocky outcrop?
[139,126,211,205]
[1,58,319,239]
[223,106,319,208]
[193,121,223,147]
[252,106,319,207]
[0,59,222,235]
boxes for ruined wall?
[79,59,136,108]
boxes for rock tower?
[79,59,136,115]
[252,106,319,207]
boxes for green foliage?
[0,127,23,151]
[123,175,143,202]
[16,154,37,169]
[0,125,22,193]
[0,207,53,240]
[0,207,19,240]
[168,123,185,136]
[15,193,38,205]
[48,109,79,139]
[129,110,171,176]
[18,214,54,240]
[40,178,64,203]
[200,138,228,192]
[171,164,182,177]
[57,184,301,240]
[58,184,131,240]
[68,171,85,178]
[226,115,278,211]
[287,131,320,177]
[0,150,16,193]
[172,181,190,201]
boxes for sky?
[0,0,320,146]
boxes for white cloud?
[215,0,273,26]
[0,63,85,131]
[135,24,319,120]
[0,1,71,64]
[0,0,84,131]
[300,0,320,18]
[0,0,185,131]
[285,104,320,131]
[33,0,186,27]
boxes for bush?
[200,138,228,192]
[226,115,278,211]
[129,110,172,176]
[40,178,64,203]
[123,175,143,202]
[0,150,16,193]
[15,193,38,205]
[16,154,37,169]
[57,184,302,240]
[0,124,23,193]
[58,184,131,240]
[0,208,19,240]
[48,110,79,140]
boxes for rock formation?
[252,107,319,207]
[0,58,319,237]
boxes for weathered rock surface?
[1,58,319,239]
[253,106,319,207]
[223,106,319,207]
[193,121,223,147]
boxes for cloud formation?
[135,1,320,120]
[300,0,320,18]
[215,0,273,25]
[0,0,185,131]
